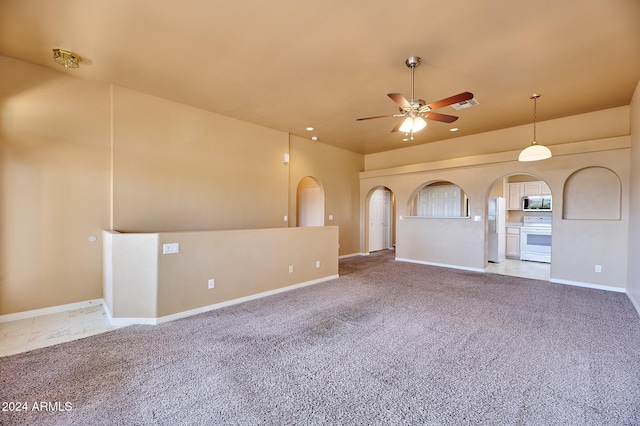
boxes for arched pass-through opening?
[485,173,551,281]
[296,176,324,227]
[407,180,470,218]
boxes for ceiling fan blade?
[390,117,405,133]
[423,111,459,123]
[356,114,397,121]
[388,93,411,109]
[422,92,474,111]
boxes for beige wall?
[627,81,640,307]
[112,86,290,232]
[0,56,110,314]
[365,106,629,170]
[104,227,339,321]
[362,108,631,289]
[289,135,363,256]
[1,56,360,316]
[103,231,158,319]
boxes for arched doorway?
[368,187,394,253]
[485,173,551,280]
[296,177,324,227]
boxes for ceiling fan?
[357,56,474,140]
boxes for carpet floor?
[2,251,640,425]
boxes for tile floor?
[486,258,551,281]
[0,304,123,358]
[1,259,549,358]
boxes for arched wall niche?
[407,180,470,218]
[563,167,621,220]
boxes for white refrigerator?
[488,197,506,263]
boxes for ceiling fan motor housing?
[399,98,426,114]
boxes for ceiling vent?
[451,98,479,110]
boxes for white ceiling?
[1,0,639,154]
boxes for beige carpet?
[2,250,639,425]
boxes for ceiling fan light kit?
[52,48,80,68]
[518,93,552,162]
[399,116,427,133]
[357,56,474,141]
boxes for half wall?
[103,227,339,324]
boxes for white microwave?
[523,196,552,211]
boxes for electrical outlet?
[316,260,321,268]
[595,265,602,273]
[208,279,215,289]
[162,243,179,254]
[288,265,294,273]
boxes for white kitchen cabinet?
[508,183,523,210]
[508,181,551,210]
[523,181,542,195]
[523,181,551,195]
[506,227,521,258]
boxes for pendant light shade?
[519,94,551,162]
[518,142,552,162]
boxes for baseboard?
[626,292,640,316]
[101,300,155,326]
[0,299,104,323]
[107,274,340,326]
[549,278,626,293]
[395,257,485,273]
[339,253,367,259]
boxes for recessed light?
[311,136,318,141]
[450,127,459,132]
[306,127,314,131]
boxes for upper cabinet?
[522,181,551,196]
[508,183,524,210]
[507,181,551,210]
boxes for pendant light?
[518,94,552,162]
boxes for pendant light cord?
[533,96,537,142]
[531,93,540,145]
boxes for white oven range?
[520,216,552,263]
